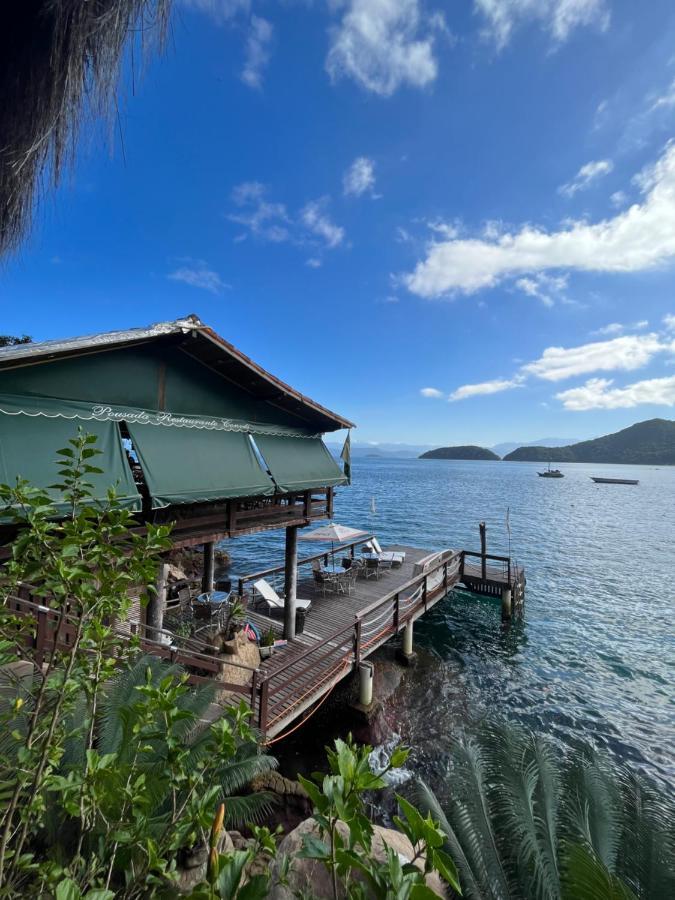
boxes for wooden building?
[0,314,353,637]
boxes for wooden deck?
[6,539,525,746]
[241,545,462,739]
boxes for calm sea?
[224,457,675,794]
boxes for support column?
[501,588,512,622]
[202,541,215,594]
[283,525,299,640]
[397,618,416,666]
[479,521,487,581]
[403,619,414,656]
[358,662,374,707]
[147,560,168,640]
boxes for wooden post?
[259,678,269,737]
[202,542,215,594]
[479,521,487,581]
[283,525,299,640]
[147,561,168,640]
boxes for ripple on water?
[226,458,675,795]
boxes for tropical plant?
[413,721,675,900]
[298,736,462,899]
[0,432,276,897]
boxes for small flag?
[340,431,351,485]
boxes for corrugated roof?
[0,314,355,431]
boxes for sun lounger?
[253,578,312,614]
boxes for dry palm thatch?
[0,1,170,257]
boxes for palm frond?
[222,791,277,829]
[561,843,636,900]
[0,1,170,256]
[446,736,513,900]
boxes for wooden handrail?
[237,535,374,595]
[256,548,463,734]
[461,550,512,563]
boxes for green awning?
[0,408,141,514]
[254,434,347,493]
[126,422,275,508]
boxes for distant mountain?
[503,419,675,465]
[420,445,500,461]
[491,437,580,457]
[325,441,431,459]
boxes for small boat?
[538,462,564,478]
[590,477,639,485]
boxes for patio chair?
[371,537,384,554]
[340,566,359,596]
[363,558,380,580]
[252,579,313,617]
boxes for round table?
[321,564,346,575]
[196,590,231,606]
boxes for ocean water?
[224,457,675,794]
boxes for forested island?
[420,445,500,460]
[503,418,675,465]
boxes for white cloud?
[449,377,524,402]
[591,322,624,337]
[648,77,675,114]
[229,183,292,243]
[610,190,627,208]
[663,313,675,331]
[344,156,376,196]
[306,257,322,268]
[326,0,440,96]
[474,0,610,49]
[404,142,675,298]
[241,16,273,89]
[168,263,230,294]
[515,272,568,307]
[521,334,669,382]
[229,184,345,251]
[420,387,444,398]
[591,320,649,337]
[558,159,613,198]
[556,375,675,410]
[301,200,345,248]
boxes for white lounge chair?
[252,579,312,616]
[371,537,384,554]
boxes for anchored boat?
[590,476,639,485]
[538,462,564,478]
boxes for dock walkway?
[246,545,452,739]
[5,541,524,744]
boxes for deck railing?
[3,594,259,706]
[255,549,462,737]
[460,550,512,584]
[237,535,374,596]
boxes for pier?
[6,534,525,743]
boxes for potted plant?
[259,627,276,660]
[219,597,246,654]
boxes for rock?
[249,771,312,835]
[269,819,447,898]
[176,830,234,893]
[216,631,261,699]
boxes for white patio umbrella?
[299,522,369,560]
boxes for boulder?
[249,772,312,835]
[269,818,447,898]
[176,830,234,893]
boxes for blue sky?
[2,0,675,446]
